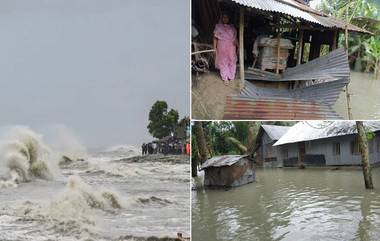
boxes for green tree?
[318,0,380,75]
[147,101,179,139]
[364,36,380,79]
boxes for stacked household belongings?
[255,37,294,72]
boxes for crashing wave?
[7,175,124,240]
[0,127,59,186]
[62,175,124,210]
[136,196,173,206]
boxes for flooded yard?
[335,71,380,119]
[192,168,380,241]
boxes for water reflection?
[192,168,380,241]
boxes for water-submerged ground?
[0,150,190,241]
[335,71,380,119]
[192,168,380,241]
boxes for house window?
[351,138,360,155]
[333,142,340,156]
[282,148,288,160]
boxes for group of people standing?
[142,141,189,155]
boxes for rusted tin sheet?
[223,96,342,120]
[201,155,248,169]
[246,48,350,82]
[274,121,380,146]
[230,0,370,34]
[227,48,349,119]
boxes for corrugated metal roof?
[274,121,380,146]
[223,96,342,120]
[246,48,350,82]
[224,48,349,119]
[240,78,348,106]
[201,155,248,169]
[248,47,350,80]
[232,0,320,23]
[230,0,371,34]
[261,125,290,140]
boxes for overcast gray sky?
[0,0,189,148]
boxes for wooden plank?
[239,7,245,90]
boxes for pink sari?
[214,23,237,81]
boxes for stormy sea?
[0,127,190,241]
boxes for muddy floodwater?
[335,71,380,119]
[192,168,380,241]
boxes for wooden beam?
[297,29,304,66]
[276,32,281,74]
[239,7,245,90]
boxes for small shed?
[200,155,255,187]
[255,125,290,167]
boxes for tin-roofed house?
[255,125,290,167]
[192,0,371,120]
[274,121,380,167]
[200,155,255,187]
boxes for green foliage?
[147,101,179,139]
[364,36,380,62]
[317,0,380,74]
[196,121,295,156]
[364,126,376,140]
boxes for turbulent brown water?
[192,168,380,241]
[0,128,190,241]
[335,71,380,119]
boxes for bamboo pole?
[345,7,353,120]
[239,7,245,90]
[297,29,304,66]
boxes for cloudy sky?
[0,0,189,148]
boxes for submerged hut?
[200,155,255,187]
[273,121,380,167]
[255,124,290,167]
[192,0,371,119]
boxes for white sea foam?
[5,175,125,240]
[95,144,140,159]
[0,126,60,186]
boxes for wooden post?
[297,29,304,66]
[239,7,245,90]
[276,32,281,74]
[332,29,338,50]
[356,121,374,189]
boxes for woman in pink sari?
[214,13,238,85]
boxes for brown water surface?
[335,71,380,119]
[192,168,380,241]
